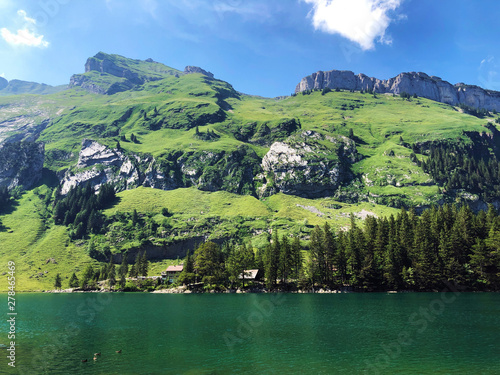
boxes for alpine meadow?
[0,52,500,293]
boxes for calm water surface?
[1,292,499,374]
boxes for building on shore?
[161,265,184,283]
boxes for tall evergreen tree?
[291,236,303,279]
[119,253,129,278]
[69,273,79,288]
[54,273,62,289]
[80,264,95,289]
[279,236,293,284]
[322,223,337,285]
[309,225,325,285]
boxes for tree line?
[57,250,150,290]
[176,204,500,291]
[420,142,500,201]
[54,203,500,292]
[53,183,116,239]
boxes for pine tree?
[80,264,94,289]
[178,251,195,285]
[129,263,138,278]
[119,274,126,289]
[346,215,363,286]
[336,231,348,284]
[99,264,108,281]
[279,236,293,284]
[132,209,139,226]
[291,236,303,279]
[413,210,439,290]
[108,264,116,288]
[322,223,336,285]
[139,251,149,277]
[264,232,279,288]
[54,273,62,289]
[119,253,129,278]
[194,241,224,285]
[309,225,324,285]
[68,273,79,288]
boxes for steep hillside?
[1,52,500,290]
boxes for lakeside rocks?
[295,70,500,111]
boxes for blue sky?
[0,0,499,97]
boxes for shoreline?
[7,286,496,294]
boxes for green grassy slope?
[1,54,499,290]
[0,185,398,291]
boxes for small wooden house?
[161,265,184,283]
[238,269,262,281]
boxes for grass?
[0,189,98,291]
[1,55,499,291]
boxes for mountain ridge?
[295,69,500,111]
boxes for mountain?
[295,70,500,112]
[2,52,500,290]
[69,52,214,95]
[0,78,66,96]
[0,76,7,90]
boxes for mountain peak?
[69,52,182,95]
[184,66,214,79]
[0,76,7,90]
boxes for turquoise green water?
[0,292,499,374]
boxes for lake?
[1,292,499,374]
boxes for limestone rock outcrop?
[61,140,260,196]
[295,70,500,111]
[0,141,44,190]
[184,66,214,79]
[258,131,358,198]
[61,139,141,194]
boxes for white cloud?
[478,56,500,90]
[1,9,49,48]
[1,28,49,47]
[303,0,403,50]
[17,9,36,24]
[480,56,494,66]
[0,73,4,78]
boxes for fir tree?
[54,273,62,289]
[68,273,79,288]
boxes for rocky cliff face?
[258,131,358,198]
[0,141,44,190]
[295,70,500,111]
[61,139,261,196]
[61,139,141,194]
[184,66,214,79]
